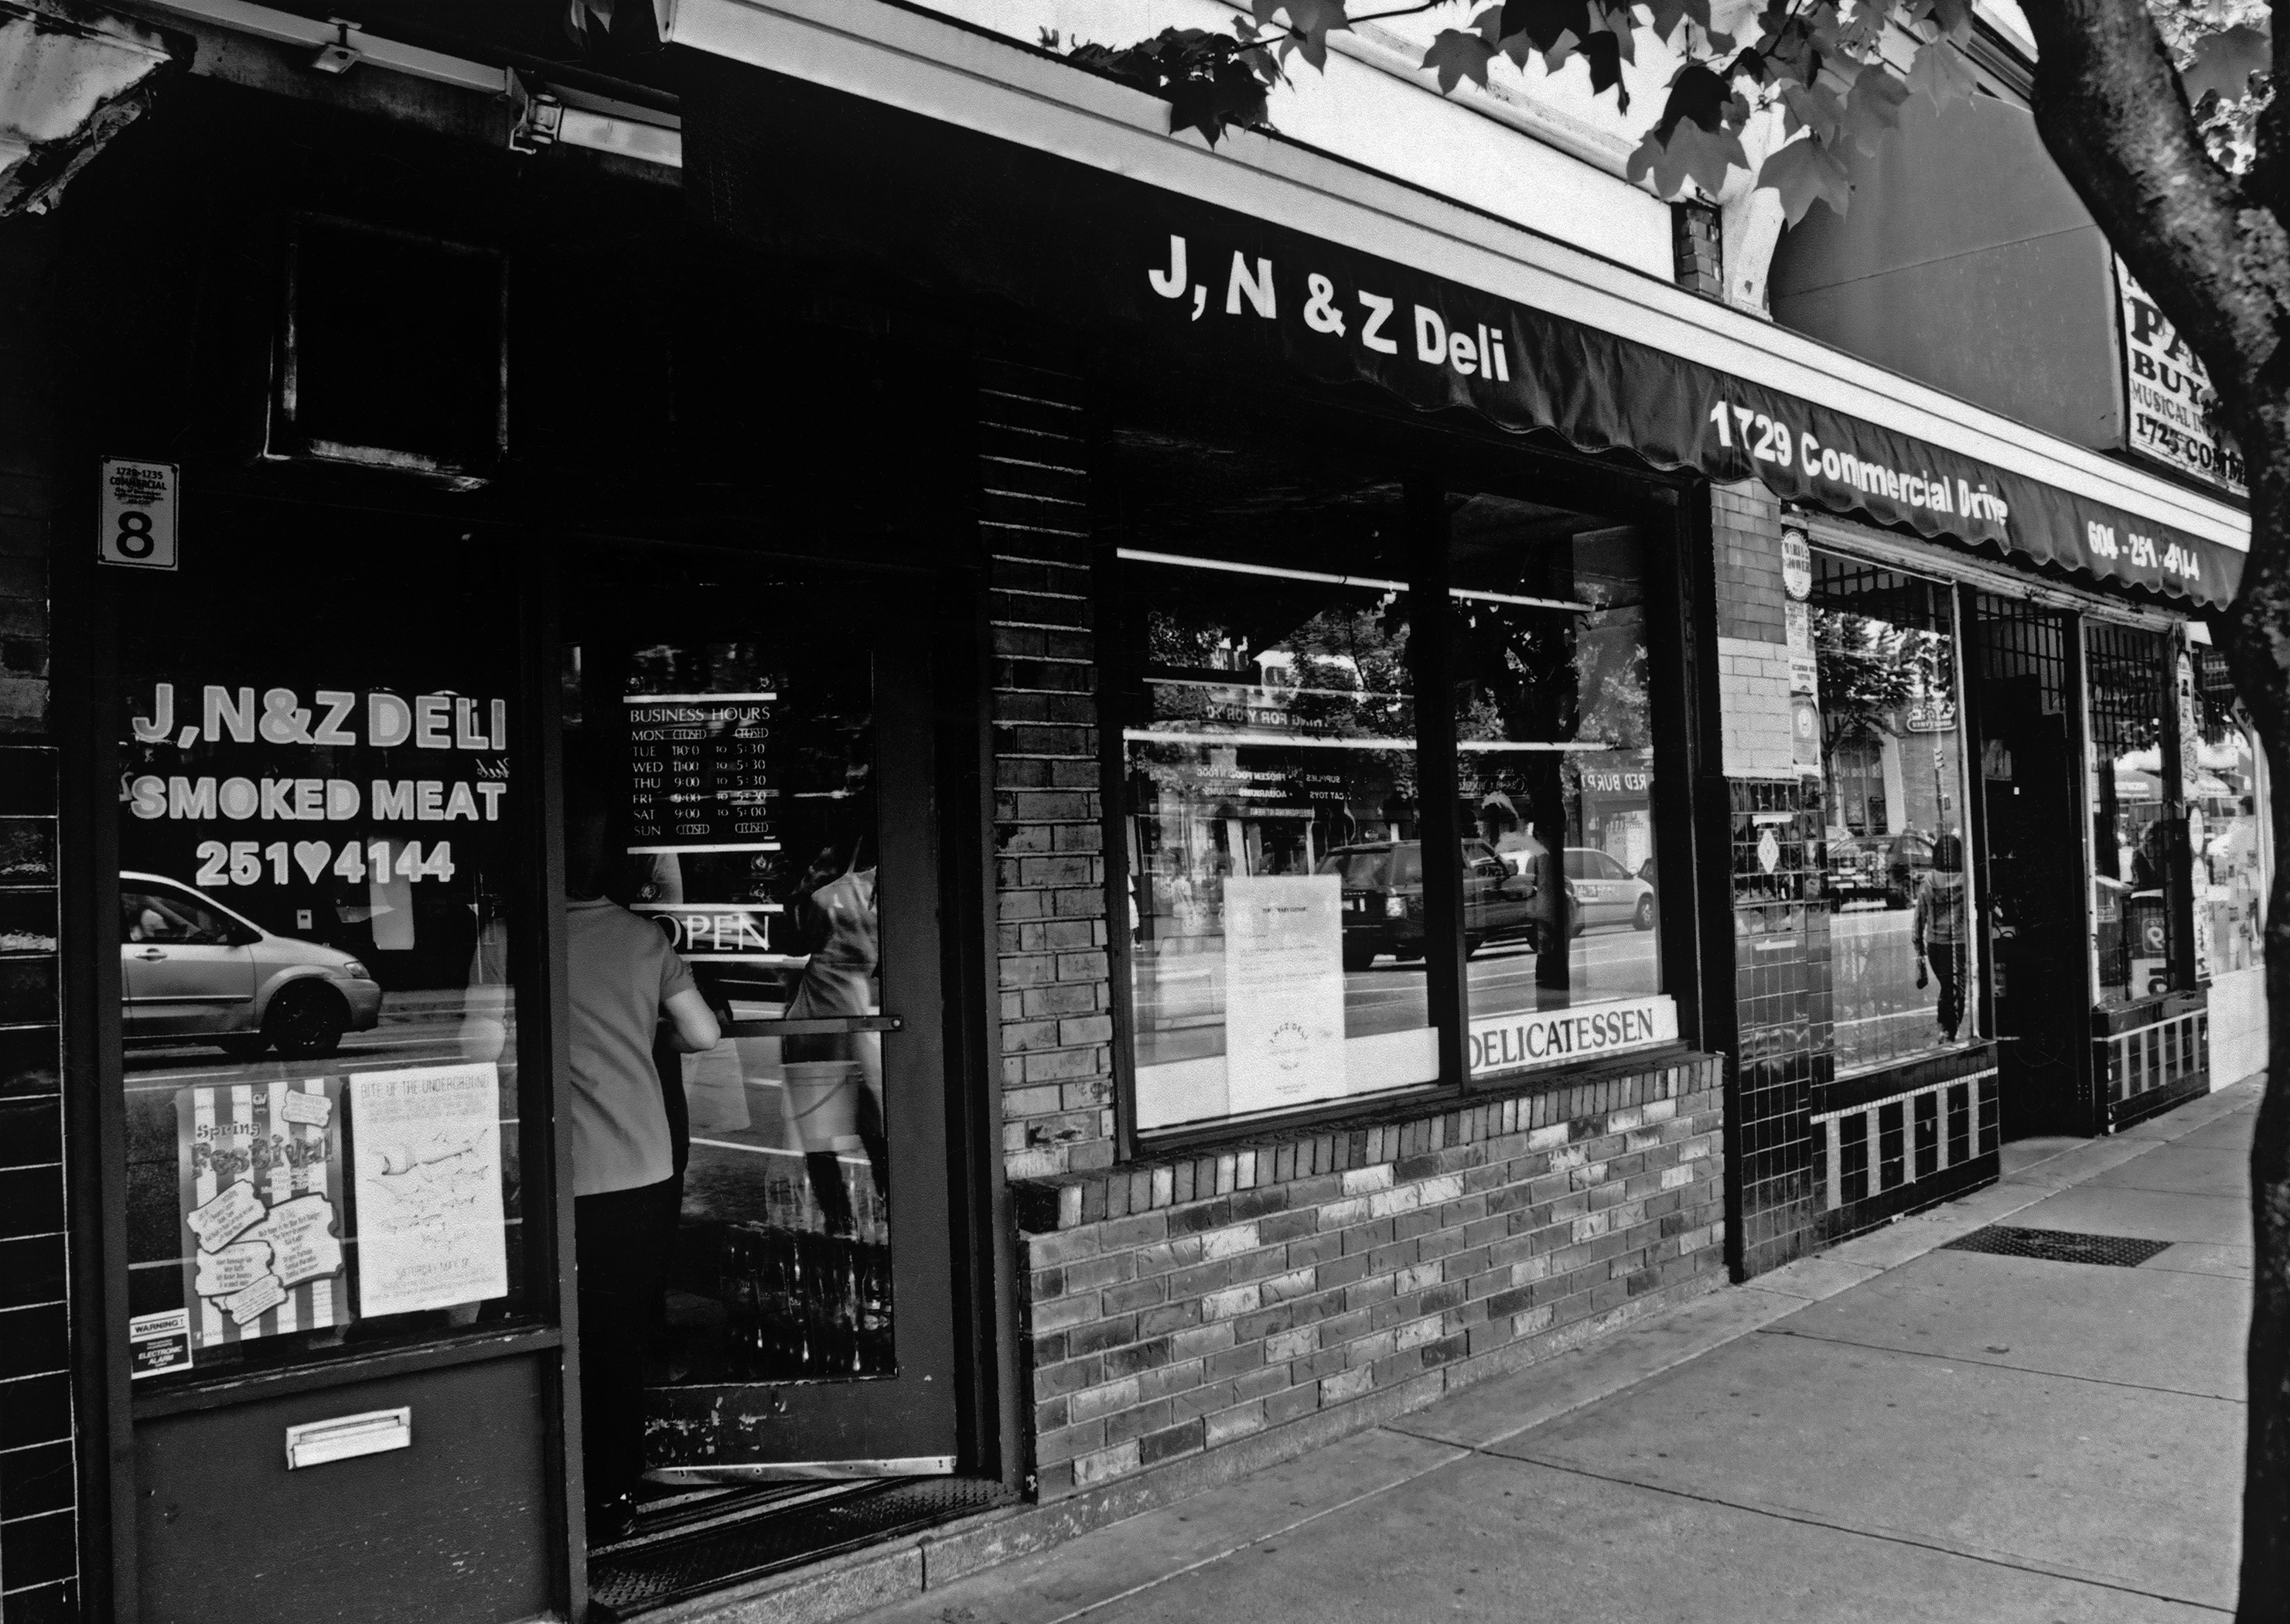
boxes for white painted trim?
[660,0,2247,553]
[132,0,511,93]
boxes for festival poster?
[349,1063,508,1318]
[1222,874,1348,1117]
[175,1078,347,1351]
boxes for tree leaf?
[1780,80,1846,142]
[1423,28,1501,90]
[1654,61,1734,138]
[1906,38,1977,107]
[1758,135,1855,222]
[1628,116,1749,196]
[1844,62,1911,152]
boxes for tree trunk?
[2225,398,2290,1619]
[2012,0,2290,1607]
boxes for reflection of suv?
[1319,840,1541,971]
[121,873,382,1059]
[1824,831,1934,909]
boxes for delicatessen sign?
[1469,995,1678,1076]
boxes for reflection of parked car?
[121,873,382,1059]
[1824,831,1935,909]
[1319,840,1546,971]
[1565,848,1657,930]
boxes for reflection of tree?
[1814,611,1914,778]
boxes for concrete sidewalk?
[865,1080,2260,1623]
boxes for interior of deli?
[0,8,2254,1624]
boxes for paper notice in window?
[350,1063,508,1318]
[193,1239,274,1299]
[252,1194,344,1288]
[186,1181,265,1254]
[224,1271,287,1326]
[280,1090,333,1129]
[1222,875,1348,1117]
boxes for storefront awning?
[681,51,2241,610]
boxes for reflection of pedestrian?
[783,840,887,1238]
[1913,834,1970,1042]
[562,791,720,1538]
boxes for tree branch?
[2020,0,2290,421]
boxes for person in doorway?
[1913,833,1971,1042]
[562,788,721,1539]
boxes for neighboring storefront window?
[2084,621,2183,1006]
[1810,554,1977,1071]
[115,534,529,1384]
[2194,644,2268,975]
[1113,432,1436,1131]
[1449,496,1666,1076]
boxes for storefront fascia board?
[659,0,2246,573]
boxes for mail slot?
[285,1407,412,1469]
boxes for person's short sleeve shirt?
[565,898,698,1196]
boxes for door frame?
[560,546,969,1472]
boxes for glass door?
[563,550,960,1489]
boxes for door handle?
[135,948,166,960]
[722,1015,903,1038]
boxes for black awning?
[682,54,2240,609]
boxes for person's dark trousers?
[575,1175,681,1530]
[1930,942,1967,1039]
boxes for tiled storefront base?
[1812,1044,2002,1244]
[1009,1053,1725,1499]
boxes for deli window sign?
[2116,257,2247,497]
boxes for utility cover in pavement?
[1940,1225,2172,1267]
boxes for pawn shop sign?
[99,458,178,571]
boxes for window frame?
[1097,432,1703,1157]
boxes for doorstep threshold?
[589,1476,1010,1620]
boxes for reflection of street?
[1132,924,1663,1065]
[1829,905,1949,1069]
[121,989,484,1088]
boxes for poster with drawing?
[175,1078,347,1351]
[350,1063,509,1318]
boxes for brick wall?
[0,206,76,1623]
[980,359,1117,1179]
[1671,200,1724,299]
[1010,1056,1724,1499]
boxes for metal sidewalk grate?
[1941,1225,2172,1267]
[589,1476,1008,1619]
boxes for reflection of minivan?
[1563,848,1657,931]
[1318,840,1548,971]
[121,873,382,1059]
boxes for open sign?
[636,903,784,960]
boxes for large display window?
[112,527,538,1387]
[2084,621,2186,1006]
[1449,496,1666,1072]
[1111,435,1438,1131]
[1108,427,1678,1135]
[1809,554,1978,1071]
